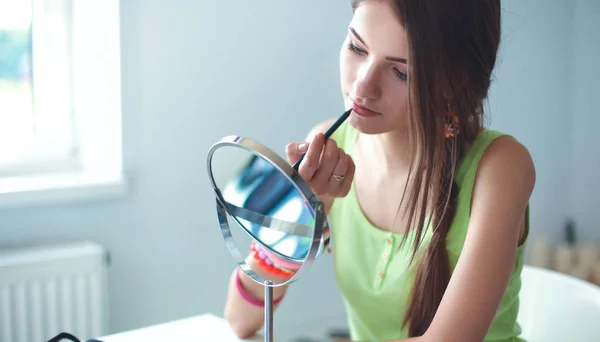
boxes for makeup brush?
[292,108,352,171]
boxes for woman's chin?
[348,112,386,135]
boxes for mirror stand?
[264,281,274,342]
[209,136,329,342]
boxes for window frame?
[0,0,126,208]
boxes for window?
[0,0,77,177]
[0,0,125,207]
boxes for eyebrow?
[349,27,407,64]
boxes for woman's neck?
[357,129,413,177]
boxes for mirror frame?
[206,135,329,287]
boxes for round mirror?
[206,135,330,287]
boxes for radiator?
[0,241,109,342]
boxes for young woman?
[224,1,536,341]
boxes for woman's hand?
[285,132,355,198]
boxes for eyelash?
[348,41,408,82]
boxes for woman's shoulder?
[473,130,536,195]
[456,129,535,188]
[447,129,535,258]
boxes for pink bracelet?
[235,269,284,307]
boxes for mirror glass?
[207,137,329,280]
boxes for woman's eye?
[348,41,365,54]
[347,40,407,82]
[394,68,408,81]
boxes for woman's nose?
[352,62,381,101]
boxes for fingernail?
[298,143,308,152]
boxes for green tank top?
[328,121,529,341]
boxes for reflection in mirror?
[209,142,328,273]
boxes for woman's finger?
[285,141,309,165]
[298,133,325,181]
[329,150,350,194]
[311,139,340,194]
[337,154,355,197]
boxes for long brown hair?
[351,0,502,337]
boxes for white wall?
[487,0,575,245]
[0,1,353,340]
[0,0,595,340]
[567,0,600,242]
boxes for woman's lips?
[351,101,381,117]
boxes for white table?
[99,313,264,341]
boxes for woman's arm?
[224,255,292,338]
[338,136,534,342]
[342,136,535,342]
[309,137,534,342]
[415,136,536,342]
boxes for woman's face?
[340,1,410,135]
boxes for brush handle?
[292,108,352,171]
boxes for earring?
[444,104,460,138]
